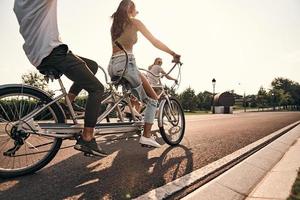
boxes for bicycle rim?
[159,98,185,145]
[0,87,63,178]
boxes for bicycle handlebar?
[164,62,182,78]
[138,62,182,79]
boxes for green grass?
[287,169,300,200]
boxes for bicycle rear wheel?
[0,86,65,178]
[159,97,185,146]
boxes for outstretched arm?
[160,68,177,82]
[131,18,180,62]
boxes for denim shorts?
[108,54,157,123]
[108,54,141,90]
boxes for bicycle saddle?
[37,66,63,80]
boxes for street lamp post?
[271,92,275,111]
[243,92,246,112]
[212,78,216,114]
[238,82,246,112]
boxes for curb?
[134,120,300,200]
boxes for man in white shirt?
[14,0,107,156]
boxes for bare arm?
[132,18,177,57]
[160,68,177,81]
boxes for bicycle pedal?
[3,151,15,157]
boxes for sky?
[0,0,300,96]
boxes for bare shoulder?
[130,18,144,28]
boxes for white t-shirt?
[14,0,63,67]
[147,65,164,86]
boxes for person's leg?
[67,57,99,103]
[131,97,142,113]
[124,96,142,117]
[110,55,159,147]
[55,53,103,134]
[38,45,106,155]
[139,73,159,138]
[61,56,106,155]
[61,57,104,132]
[129,74,159,147]
[140,74,159,100]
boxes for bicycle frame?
[13,74,144,139]
[138,62,183,127]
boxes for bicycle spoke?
[24,142,29,167]
[25,140,39,152]
[7,101,17,121]
[19,96,26,119]
[29,137,53,149]
[12,98,21,121]
[0,88,65,178]
[0,103,11,122]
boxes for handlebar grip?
[172,60,183,65]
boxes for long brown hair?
[111,0,135,42]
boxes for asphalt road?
[0,111,300,200]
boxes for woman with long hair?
[108,0,180,148]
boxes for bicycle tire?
[0,85,65,178]
[159,97,185,146]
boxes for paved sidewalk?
[246,138,300,200]
[182,125,300,200]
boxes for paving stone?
[272,144,300,172]
[182,182,244,200]
[245,148,284,171]
[267,140,290,153]
[216,162,265,195]
[249,171,297,199]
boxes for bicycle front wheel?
[0,85,65,178]
[158,97,185,146]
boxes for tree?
[22,71,54,95]
[256,87,268,109]
[247,94,257,108]
[179,87,197,112]
[164,85,179,99]
[271,77,294,92]
[271,77,300,110]
[196,91,213,111]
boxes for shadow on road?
[0,134,193,200]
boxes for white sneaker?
[139,136,161,148]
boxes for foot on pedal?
[74,137,108,157]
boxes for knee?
[88,82,104,96]
[83,58,98,74]
[147,98,158,108]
